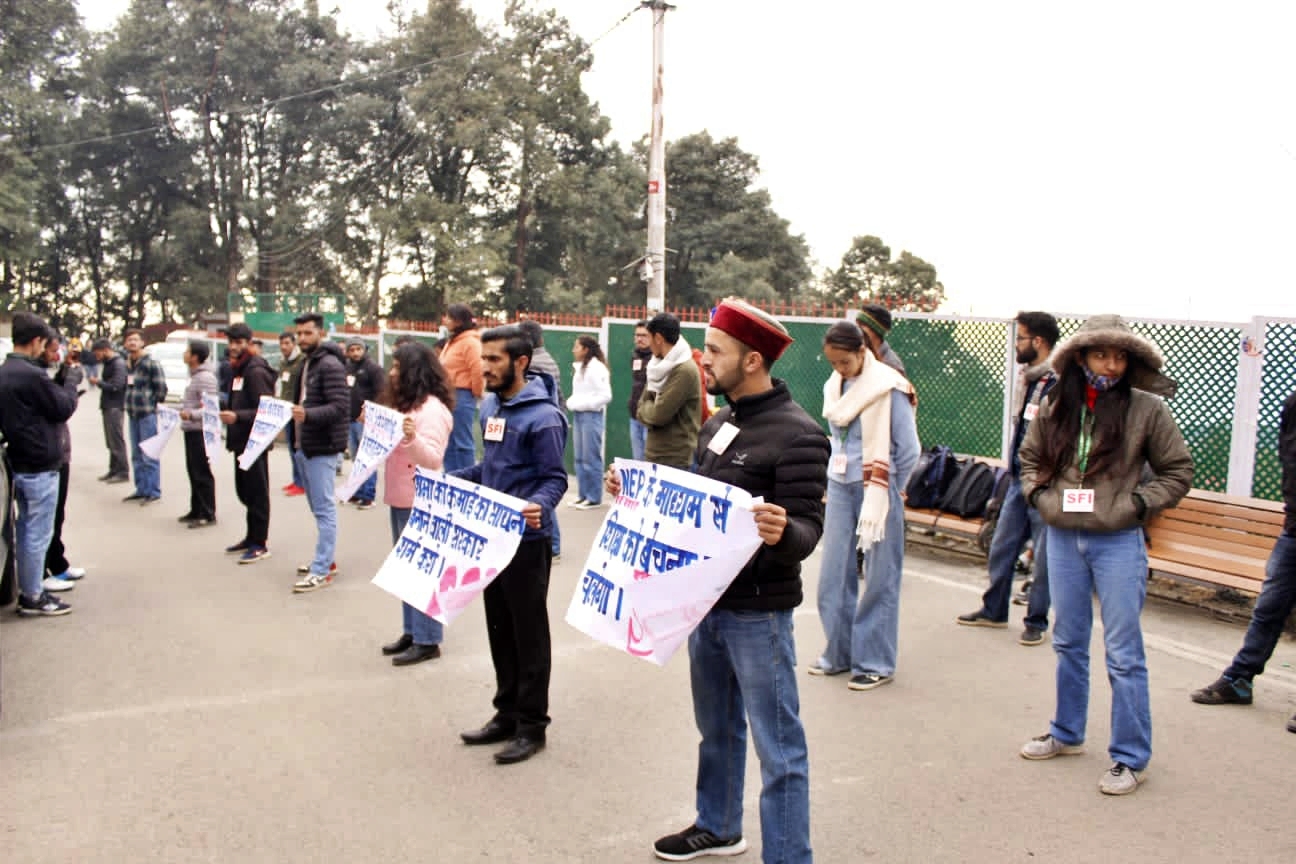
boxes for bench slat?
[1148,525,1279,553]
[1144,543,1266,581]
[1152,508,1285,536]
[1148,557,1263,594]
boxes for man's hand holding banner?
[565,459,763,666]
[371,468,529,625]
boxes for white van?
[156,331,225,402]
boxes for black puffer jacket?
[295,340,349,457]
[225,354,279,454]
[695,380,830,611]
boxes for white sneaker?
[293,572,334,593]
[1099,762,1143,795]
[42,576,75,593]
[61,567,87,581]
[566,496,589,508]
[572,499,602,510]
[1020,733,1085,760]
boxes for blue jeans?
[284,420,305,488]
[1046,526,1151,770]
[689,609,811,864]
[629,418,647,462]
[128,412,161,498]
[348,421,378,501]
[979,480,1051,630]
[1225,532,1296,681]
[445,388,477,472]
[546,505,561,556]
[299,452,339,576]
[391,507,444,646]
[816,480,907,677]
[13,472,59,600]
[572,410,604,504]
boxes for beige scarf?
[822,351,913,549]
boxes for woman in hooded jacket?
[1017,314,1193,796]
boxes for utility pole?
[641,1,674,312]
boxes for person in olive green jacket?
[1017,314,1192,798]
[636,312,701,470]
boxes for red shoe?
[284,484,306,497]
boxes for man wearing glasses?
[957,312,1060,646]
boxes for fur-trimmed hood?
[1051,314,1178,398]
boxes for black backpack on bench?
[904,445,957,509]
[938,459,999,519]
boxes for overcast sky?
[83,1,1296,322]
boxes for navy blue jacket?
[0,353,79,474]
[452,371,569,542]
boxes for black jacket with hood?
[295,340,350,457]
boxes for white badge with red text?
[346,375,356,388]
[1023,403,1039,422]
[126,374,135,386]
[632,358,642,371]
[1062,488,1095,513]
[281,372,290,382]
[484,416,506,442]
[707,421,740,455]
[830,454,848,476]
[232,377,244,391]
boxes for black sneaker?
[225,540,251,554]
[188,517,216,529]
[1287,713,1296,734]
[1190,676,1253,705]
[653,825,747,861]
[16,591,72,617]
[178,513,198,523]
[956,610,1008,628]
[1019,626,1046,646]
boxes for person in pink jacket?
[379,341,455,667]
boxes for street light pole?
[642,1,674,312]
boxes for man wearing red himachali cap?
[609,298,829,863]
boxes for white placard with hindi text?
[202,393,222,463]
[139,407,181,461]
[371,468,529,625]
[565,459,763,666]
[336,400,403,502]
[236,396,294,470]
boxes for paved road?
[2,407,1295,863]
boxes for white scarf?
[822,351,913,549]
[644,336,692,393]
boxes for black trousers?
[483,538,553,738]
[102,406,128,477]
[183,430,216,521]
[43,463,71,576]
[233,451,270,546]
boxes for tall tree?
[823,234,945,311]
[656,132,810,308]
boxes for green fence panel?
[1254,321,1296,500]
[890,317,1010,458]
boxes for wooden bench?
[1145,489,1283,596]
[903,456,1005,554]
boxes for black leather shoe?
[1287,712,1296,734]
[460,719,515,746]
[391,643,441,666]
[381,634,413,656]
[494,736,545,765]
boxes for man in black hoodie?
[0,312,79,616]
[289,313,350,593]
[219,324,278,564]
[89,338,129,483]
[343,336,385,508]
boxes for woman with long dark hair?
[810,320,919,690]
[567,334,611,509]
[380,342,455,666]
[1018,314,1192,795]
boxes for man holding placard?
[290,313,350,592]
[218,324,278,563]
[611,299,829,864]
[452,325,568,766]
[178,340,219,530]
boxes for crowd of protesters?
[5,298,1295,864]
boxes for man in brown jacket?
[440,303,483,472]
[636,312,701,471]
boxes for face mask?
[1083,366,1122,392]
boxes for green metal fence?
[371,311,1296,503]
[1254,320,1296,500]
